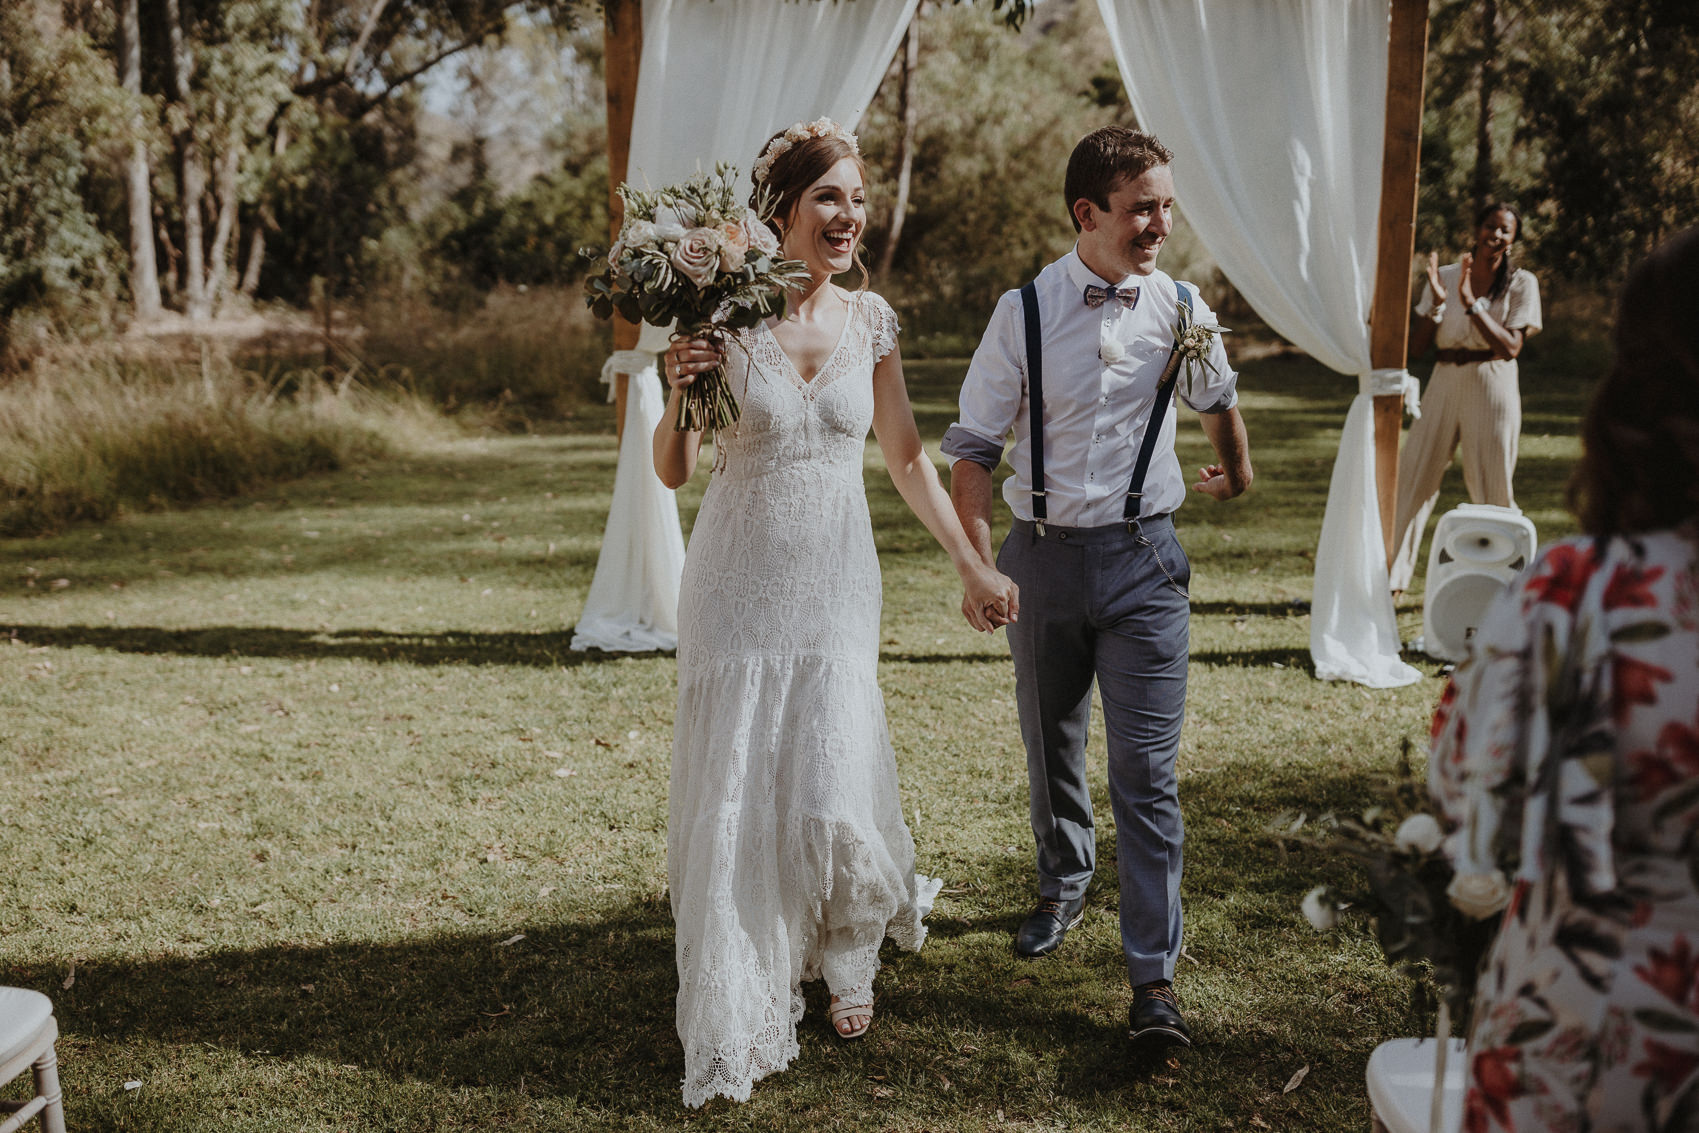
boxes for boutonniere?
[1172,298,1229,398]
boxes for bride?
[654,118,1018,1108]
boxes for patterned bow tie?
[1083,283,1139,310]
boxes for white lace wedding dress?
[668,290,941,1108]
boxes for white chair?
[0,988,65,1133]
[1421,503,1537,663]
[1367,1037,1466,1133]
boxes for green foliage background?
[4,0,1694,358]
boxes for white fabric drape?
[571,358,686,651]
[574,0,919,652]
[1095,0,1419,687]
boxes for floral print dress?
[1430,526,1699,1132]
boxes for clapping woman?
[653,120,1018,1108]
[1429,229,1699,1129]
[1390,203,1543,593]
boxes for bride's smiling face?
[779,156,865,277]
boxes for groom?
[942,127,1252,1050]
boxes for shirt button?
[1088,473,1095,481]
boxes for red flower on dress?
[1628,720,1699,803]
[1523,542,1600,612]
[1603,563,1665,610]
[1635,1037,1699,1093]
[1634,936,1699,1009]
[1465,1046,1524,1131]
[1431,679,1460,740]
[1615,653,1675,725]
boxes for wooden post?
[1369,0,1430,567]
[603,0,643,444]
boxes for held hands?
[1192,463,1242,501]
[960,563,1019,633]
[664,336,724,392]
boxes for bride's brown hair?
[750,130,869,292]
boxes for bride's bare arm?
[870,344,1019,632]
[652,337,718,488]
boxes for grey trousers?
[998,515,1190,986]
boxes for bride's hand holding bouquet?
[585,164,811,432]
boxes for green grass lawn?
[0,344,1592,1131]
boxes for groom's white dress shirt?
[942,248,1238,527]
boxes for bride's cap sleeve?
[868,293,900,362]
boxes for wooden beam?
[1369,0,1430,568]
[603,0,643,443]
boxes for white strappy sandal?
[828,995,873,1040]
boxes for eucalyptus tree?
[0,1,127,351]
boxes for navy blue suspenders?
[1018,280,1194,535]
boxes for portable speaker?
[1420,503,1538,663]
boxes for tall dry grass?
[0,344,453,537]
[355,285,613,425]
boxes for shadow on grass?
[2,623,648,668]
[3,622,1331,674]
[1,623,1025,670]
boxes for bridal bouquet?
[584,164,810,432]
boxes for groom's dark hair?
[1065,128,1174,233]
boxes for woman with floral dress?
[1429,228,1699,1131]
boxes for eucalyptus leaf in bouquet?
[583,164,812,432]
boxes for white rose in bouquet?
[716,221,751,271]
[743,209,780,256]
[1393,813,1444,855]
[619,218,659,252]
[671,228,722,289]
[1447,869,1513,920]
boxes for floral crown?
[752,118,860,187]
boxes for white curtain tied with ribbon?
[1093,0,1419,687]
[572,0,921,652]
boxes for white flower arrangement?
[1172,296,1230,399]
[751,117,860,187]
[584,164,809,431]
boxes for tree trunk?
[240,119,291,298]
[119,0,163,323]
[206,137,240,313]
[876,14,920,282]
[1472,0,1498,213]
[166,0,210,321]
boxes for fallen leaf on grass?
[1250,1116,1271,1129]
[50,578,70,590]
[1009,977,1034,988]
[554,768,577,778]
[543,750,566,759]
[870,1085,895,1100]
[1282,1064,1309,1093]
[593,738,614,748]
[123,1080,142,1092]
[497,934,526,946]
[62,960,75,990]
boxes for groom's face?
[1073,165,1175,280]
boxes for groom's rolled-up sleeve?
[1176,291,1240,416]
[941,291,1025,472]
